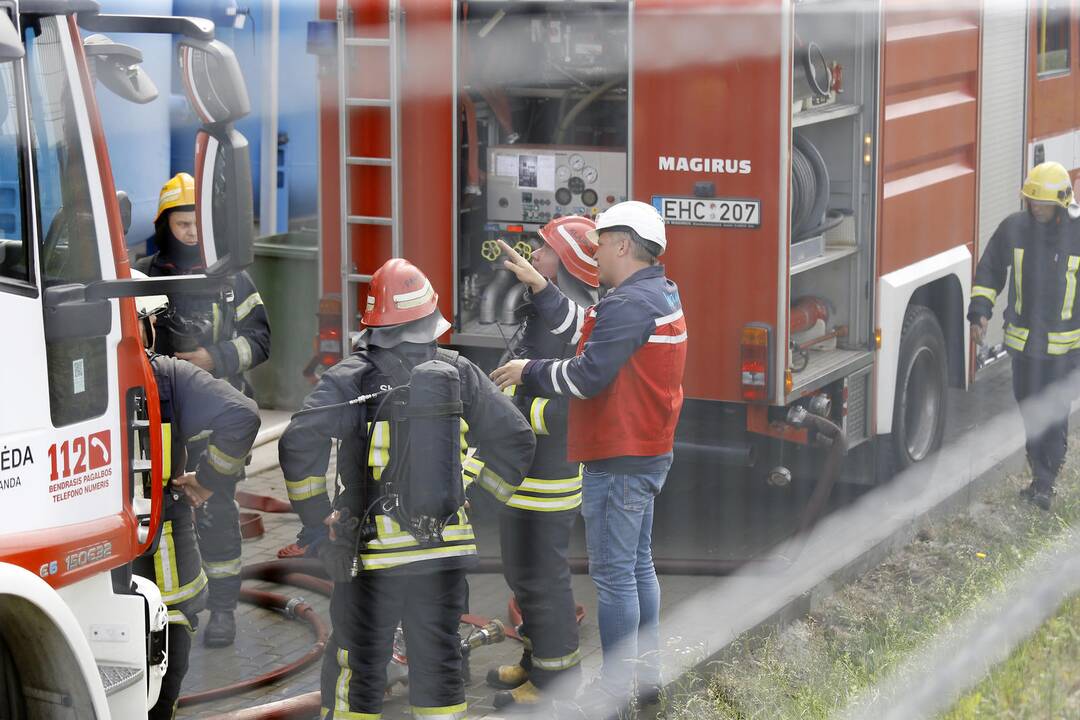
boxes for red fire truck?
[310,0,1070,483]
[0,1,252,715]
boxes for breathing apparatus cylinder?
[392,359,465,542]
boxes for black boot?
[1022,480,1055,511]
[203,611,236,648]
[1031,486,1055,511]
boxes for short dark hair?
[627,230,662,264]
[602,227,661,264]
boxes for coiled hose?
[791,132,831,241]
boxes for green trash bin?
[247,230,319,410]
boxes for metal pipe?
[258,0,280,235]
[554,76,625,145]
[479,268,515,324]
[499,282,527,325]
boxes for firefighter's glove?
[319,509,360,583]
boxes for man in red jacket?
[491,201,687,719]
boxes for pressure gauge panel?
[486,146,627,225]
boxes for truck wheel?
[0,631,26,719]
[888,304,948,473]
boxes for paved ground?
[176,360,1018,718]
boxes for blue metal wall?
[279,0,320,222]
[97,0,319,246]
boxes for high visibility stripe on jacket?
[505,473,583,512]
[1063,255,1080,320]
[1048,327,1080,355]
[499,386,582,511]
[161,422,173,485]
[1014,248,1024,316]
[1004,323,1030,352]
[153,520,209,608]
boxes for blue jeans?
[581,461,670,695]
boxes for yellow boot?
[486,664,529,690]
[493,680,544,710]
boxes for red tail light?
[740,324,772,403]
[317,296,343,368]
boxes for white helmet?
[130,269,169,318]
[586,200,667,255]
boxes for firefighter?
[486,216,599,710]
[969,161,1080,511]
[136,172,271,646]
[278,258,534,720]
[130,271,261,719]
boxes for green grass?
[941,593,1080,719]
[657,458,1080,720]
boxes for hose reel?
[791,132,830,242]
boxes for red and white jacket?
[522,265,687,462]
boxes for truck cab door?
[0,12,139,581]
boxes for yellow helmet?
[155,172,196,221]
[1021,161,1075,209]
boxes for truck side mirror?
[177,36,252,274]
[176,37,250,125]
[0,12,24,63]
[84,33,158,104]
[42,284,112,342]
[195,127,253,273]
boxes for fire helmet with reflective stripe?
[1021,161,1075,209]
[361,258,440,328]
[538,215,599,287]
[155,172,196,221]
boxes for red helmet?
[537,216,599,288]
[361,258,439,327]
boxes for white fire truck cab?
[0,1,253,716]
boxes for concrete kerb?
[248,409,291,476]
[254,409,291,449]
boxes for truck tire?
[0,631,26,719]
[887,304,948,473]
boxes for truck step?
[97,664,143,696]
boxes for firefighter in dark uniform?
[486,216,599,710]
[130,272,261,719]
[279,258,534,720]
[970,161,1080,511]
[136,172,271,646]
